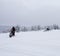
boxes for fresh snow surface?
[0,30,60,56]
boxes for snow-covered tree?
[15,26,20,32]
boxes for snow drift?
[0,30,60,56]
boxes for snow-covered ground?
[0,30,60,56]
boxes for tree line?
[14,24,60,32]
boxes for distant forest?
[0,24,60,33]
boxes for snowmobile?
[9,27,16,38]
[9,32,14,38]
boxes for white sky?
[0,0,60,26]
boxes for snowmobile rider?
[10,26,16,36]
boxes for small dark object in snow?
[44,27,51,32]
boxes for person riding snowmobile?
[9,26,16,37]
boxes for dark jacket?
[11,27,16,35]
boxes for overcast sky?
[0,0,60,26]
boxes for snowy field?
[0,30,60,56]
